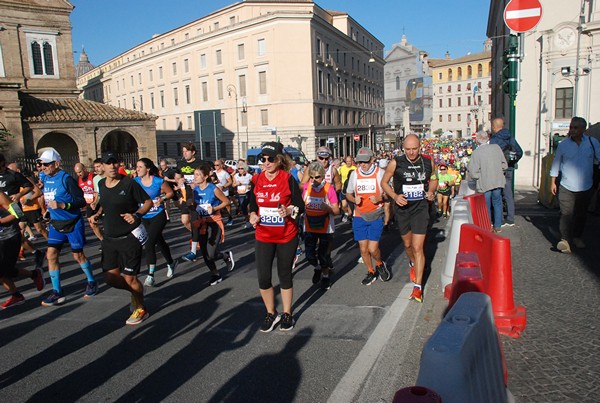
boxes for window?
[184,59,189,73]
[173,87,179,106]
[447,85,452,93]
[27,32,58,77]
[175,117,180,130]
[216,49,222,65]
[160,90,165,107]
[259,71,267,95]
[316,38,321,56]
[318,108,324,125]
[171,38,175,46]
[457,97,461,106]
[457,67,462,80]
[214,21,220,30]
[185,85,191,104]
[150,93,155,109]
[241,110,248,126]
[318,70,323,94]
[217,79,224,100]
[230,16,236,25]
[200,53,207,68]
[131,97,136,109]
[448,98,452,107]
[139,95,143,111]
[172,62,177,75]
[458,114,462,122]
[555,88,574,119]
[439,115,443,122]
[130,75,134,86]
[187,115,192,130]
[438,72,442,80]
[257,39,266,56]
[467,65,472,79]
[202,81,208,102]
[260,109,269,125]
[467,83,471,91]
[185,33,189,40]
[396,76,400,90]
[439,99,443,108]
[149,69,153,81]
[457,84,461,91]
[477,64,483,78]
[138,73,142,84]
[448,114,452,122]
[159,66,163,79]
[467,96,471,106]
[328,109,333,125]
[238,43,245,60]
[239,75,246,97]
[447,68,453,81]
[439,86,443,94]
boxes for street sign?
[504,0,542,33]
[471,131,477,140]
[376,135,384,144]
[327,137,335,144]
[354,134,360,141]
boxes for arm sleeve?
[513,137,524,160]
[592,137,600,161]
[289,175,305,215]
[549,146,563,177]
[65,175,86,210]
[248,175,258,214]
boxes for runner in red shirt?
[248,142,304,332]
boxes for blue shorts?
[48,217,86,253]
[352,216,384,242]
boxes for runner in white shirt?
[232,162,253,229]
[214,159,234,226]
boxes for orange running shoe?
[409,286,423,303]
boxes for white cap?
[37,149,61,163]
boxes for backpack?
[503,138,521,167]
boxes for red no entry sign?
[504,0,542,33]
[354,134,360,141]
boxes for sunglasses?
[440,168,447,171]
[310,175,322,180]
[41,162,54,167]
[237,168,246,171]
[317,156,329,160]
[260,156,275,163]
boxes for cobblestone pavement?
[500,188,600,403]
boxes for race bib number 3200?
[259,207,284,227]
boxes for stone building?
[488,0,600,187]
[76,0,385,160]
[0,0,157,168]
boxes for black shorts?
[23,209,43,226]
[0,234,22,278]
[86,204,100,218]
[394,201,430,236]
[101,233,143,275]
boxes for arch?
[447,68,453,81]
[396,76,400,90]
[37,132,79,160]
[101,129,139,168]
[467,65,473,79]
[477,63,483,78]
[457,66,463,80]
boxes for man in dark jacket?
[490,117,523,226]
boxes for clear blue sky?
[70,0,491,65]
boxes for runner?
[338,156,356,222]
[177,143,205,232]
[214,159,234,226]
[232,161,253,229]
[302,161,339,290]
[345,147,391,286]
[38,149,97,306]
[381,134,438,303]
[89,151,153,325]
[90,158,105,242]
[249,142,304,332]
[134,158,178,286]
[0,192,45,309]
[436,163,453,218]
[74,162,104,241]
[300,146,342,191]
[190,165,235,285]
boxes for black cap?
[260,142,284,158]
[101,151,118,164]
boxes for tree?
[433,128,443,136]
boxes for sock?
[414,284,422,290]
[191,242,198,255]
[148,264,156,275]
[80,260,95,283]
[49,270,62,293]
[409,261,414,267]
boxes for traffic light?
[502,34,519,96]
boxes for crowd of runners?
[0,135,472,331]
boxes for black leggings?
[142,211,173,265]
[255,237,298,290]
[198,221,223,272]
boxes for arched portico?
[101,129,139,168]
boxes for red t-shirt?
[77,172,95,204]
[252,170,298,243]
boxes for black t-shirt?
[98,176,150,238]
[393,154,434,210]
[0,168,32,196]
[177,159,207,185]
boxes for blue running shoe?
[84,282,98,298]
[41,290,66,306]
[182,252,197,262]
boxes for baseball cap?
[438,162,447,168]
[260,142,284,158]
[37,149,61,164]
[316,146,332,158]
[355,147,374,162]
[101,151,119,164]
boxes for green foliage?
[433,128,443,135]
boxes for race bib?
[183,174,195,184]
[237,185,247,194]
[84,193,94,204]
[306,196,324,211]
[43,190,56,206]
[356,178,376,194]
[403,184,425,201]
[131,223,148,245]
[197,203,212,216]
[259,207,285,227]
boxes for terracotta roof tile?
[21,97,156,123]
[428,51,491,68]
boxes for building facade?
[430,44,492,139]
[488,0,600,187]
[384,34,433,140]
[0,0,156,166]
[77,0,385,160]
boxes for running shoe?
[320,276,331,290]
[166,260,179,278]
[312,269,322,285]
[226,218,234,226]
[84,282,98,297]
[409,261,416,283]
[1,294,25,309]
[224,251,235,272]
[409,286,423,303]
[243,222,252,229]
[33,267,45,291]
[357,256,364,264]
[182,252,197,262]
[361,271,378,286]
[341,214,348,223]
[41,290,66,306]
[34,249,44,270]
[126,307,149,325]
[28,235,37,242]
[279,313,295,331]
[144,275,155,287]
[502,221,515,227]
[557,239,572,253]
[376,262,391,282]
[259,311,281,333]
[209,274,222,286]
[292,248,302,272]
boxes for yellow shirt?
[339,165,356,186]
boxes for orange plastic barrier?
[392,386,442,402]
[463,193,492,231]
[458,224,526,338]
[444,251,485,302]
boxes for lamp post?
[227,84,241,159]
[242,97,248,157]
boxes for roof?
[21,96,156,123]
[428,51,491,68]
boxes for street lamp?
[242,97,249,157]
[227,84,241,159]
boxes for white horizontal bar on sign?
[506,8,541,19]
